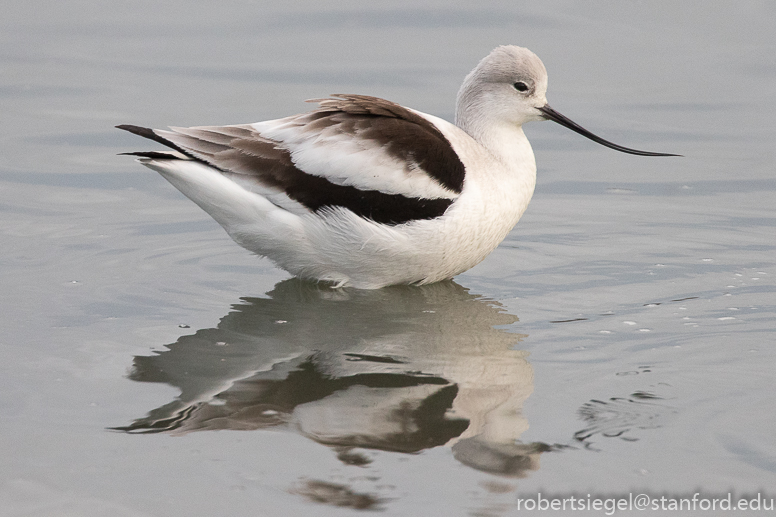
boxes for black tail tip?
[116,124,155,138]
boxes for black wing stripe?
[120,151,182,160]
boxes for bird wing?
[118,95,466,226]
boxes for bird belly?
[140,157,534,289]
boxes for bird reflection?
[116,279,551,477]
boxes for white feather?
[252,117,460,200]
[128,46,567,288]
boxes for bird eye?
[513,81,529,92]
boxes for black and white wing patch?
[118,94,466,225]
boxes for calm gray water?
[2,1,775,516]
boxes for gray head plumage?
[456,46,549,135]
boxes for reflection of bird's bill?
[452,438,553,477]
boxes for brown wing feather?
[306,95,465,193]
[117,95,465,225]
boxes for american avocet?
[119,46,677,289]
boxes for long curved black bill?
[538,105,681,157]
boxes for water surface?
[1,1,775,515]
